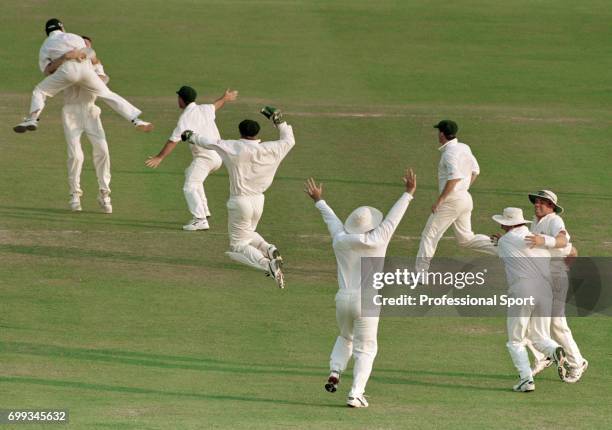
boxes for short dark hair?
[239,120,260,138]
[434,120,459,141]
[81,35,92,42]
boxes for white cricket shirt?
[193,122,295,196]
[169,103,222,163]
[315,193,413,293]
[530,212,572,273]
[497,226,551,286]
[437,139,480,193]
[38,30,86,73]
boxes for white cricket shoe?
[552,346,569,381]
[267,257,285,289]
[512,377,535,392]
[182,218,209,231]
[266,245,281,261]
[564,359,589,383]
[132,118,154,132]
[69,192,82,212]
[325,371,340,393]
[347,395,369,408]
[14,117,38,133]
[97,190,113,214]
[531,357,553,377]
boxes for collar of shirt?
[534,212,555,224]
[438,138,458,152]
[240,138,261,144]
[184,102,197,111]
[48,30,63,37]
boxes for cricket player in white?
[181,109,294,287]
[145,86,238,230]
[492,207,567,392]
[524,190,588,383]
[415,120,495,274]
[14,18,152,133]
[305,169,417,408]
[55,36,112,213]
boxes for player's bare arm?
[525,230,568,248]
[145,140,180,168]
[470,172,479,186]
[432,178,460,213]
[43,49,85,75]
[213,88,239,111]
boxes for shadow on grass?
[0,376,340,408]
[0,206,179,231]
[0,242,327,277]
[0,243,232,270]
[1,341,509,392]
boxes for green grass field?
[1,1,611,428]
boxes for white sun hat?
[492,207,532,226]
[528,189,563,214]
[344,206,384,234]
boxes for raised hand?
[402,168,417,195]
[304,177,323,202]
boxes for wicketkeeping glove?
[181,130,194,142]
[260,106,284,126]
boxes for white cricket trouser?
[29,60,141,121]
[225,194,273,271]
[183,156,222,219]
[415,191,496,272]
[62,103,110,194]
[330,291,379,398]
[506,278,559,380]
[527,270,584,368]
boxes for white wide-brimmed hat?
[528,189,563,214]
[492,207,532,226]
[344,206,383,234]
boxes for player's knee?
[182,183,198,194]
[68,152,84,164]
[354,339,377,355]
[229,243,247,253]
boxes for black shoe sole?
[554,347,568,381]
[325,375,339,393]
[324,383,337,393]
[13,124,37,133]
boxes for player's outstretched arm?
[214,89,239,111]
[145,140,179,168]
[306,178,344,237]
[369,169,416,244]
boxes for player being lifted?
[181,107,294,288]
[14,18,152,133]
[145,86,238,231]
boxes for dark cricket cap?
[433,119,459,136]
[45,18,63,35]
[176,86,197,104]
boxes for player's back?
[438,140,479,193]
[218,135,292,196]
[498,226,551,285]
[177,103,221,160]
[39,31,86,73]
